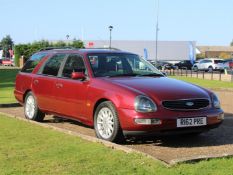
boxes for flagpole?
[155,0,160,62]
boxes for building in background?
[197,46,233,58]
[84,40,196,63]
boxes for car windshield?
[88,53,163,77]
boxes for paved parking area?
[0,106,233,164]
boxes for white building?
[84,40,196,62]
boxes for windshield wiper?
[106,73,139,77]
[138,73,163,77]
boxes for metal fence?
[164,68,233,82]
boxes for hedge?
[14,40,84,67]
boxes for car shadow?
[43,116,93,129]
[42,112,233,148]
[124,113,233,148]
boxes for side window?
[21,53,47,73]
[42,54,66,76]
[62,54,86,78]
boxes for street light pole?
[109,26,113,49]
[155,0,160,62]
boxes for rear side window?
[205,60,212,63]
[42,54,66,76]
[200,60,211,63]
[21,53,47,73]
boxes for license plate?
[177,117,207,127]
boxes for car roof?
[204,58,223,60]
[37,48,135,55]
[224,58,233,61]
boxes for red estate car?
[14,48,224,142]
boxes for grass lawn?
[171,76,233,90]
[0,69,19,104]
[1,114,233,175]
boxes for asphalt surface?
[0,106,233,164]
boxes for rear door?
[32,54,67,111]
[52,54,89,120]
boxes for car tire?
[208,66,213,72]
[193,66,198,72]
[24,92,45,122]
[94,101,125,143]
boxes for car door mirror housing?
[71,72,86,80]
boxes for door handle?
[33,79,39,85]
[56,83,63,88]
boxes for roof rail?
[38,47,121,52]
[39,47,77,51]
[81,47,121,51]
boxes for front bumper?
[123,122,222,136]
[118,108,224,136]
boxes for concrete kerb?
[171,154,233,165]
[0,103,21,108]
[0,111,169,167]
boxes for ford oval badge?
[186,102,194,106]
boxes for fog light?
[217,113,224,120]
[134,118,162,125]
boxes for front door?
[52,54,89,120]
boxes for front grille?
[162,99,210,110]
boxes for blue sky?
[0,0,232,45]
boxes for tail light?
[229,62,233,69]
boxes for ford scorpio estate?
[14,48,224,142]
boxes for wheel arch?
[93,98,111,119]
[23,89,32,103]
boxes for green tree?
[14,39,85,66]
[1,35,14,58]
[71,39,84,48]
[14,44,30,66]
[52,40,66,47]
[219,52,231,59]
[196,52,205,60]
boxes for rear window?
[214,60,223,64]
[21,53,47,73]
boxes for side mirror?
[71,72,86,80]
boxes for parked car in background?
[192,58,223,72]
[153,61,176,70]
[215,58,233,71]
[15,48,224,143]
[2,58,14,66]
[174,60,194,70]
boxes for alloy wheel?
[25,95,36,119]
[96,107,115,139]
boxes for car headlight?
[134,95,157,112]
[211,93,220,109]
